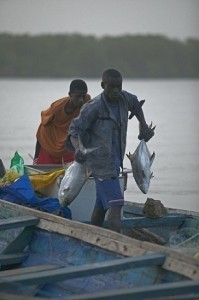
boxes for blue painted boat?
[23,165,199,256]
[121,200,199,256]
[0,199,199,299]
[2,164,198,255]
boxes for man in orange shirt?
[34,79,90,164]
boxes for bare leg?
[107,206,122,233]
[91,207,106,227]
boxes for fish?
[58,161,91,207]
[126,139,155,194]
[58,136,98,207]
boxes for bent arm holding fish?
[138,121,156,142]
[128,98,155,143]
[67,101,99,163]
[135,105,155,142]
[68,136,87,164]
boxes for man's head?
[101,69,123,103]
[69,79,88,108]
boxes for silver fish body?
[59,135,98,207]
[58,161,91,206]
[127,140,155,194]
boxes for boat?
[0,199,199,299]
[23,165,199,255]
[1,164,198,256]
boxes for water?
[0,78,198,212]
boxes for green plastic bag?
[10,151,24,175]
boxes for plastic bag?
[10,151,24,175]
[0,174,72,219]
[29,168,65,190]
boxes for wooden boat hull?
[121,201,199,256]
[2,164,199,258]
[0,199,199,299]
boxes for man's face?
[102,77,122,102]
[70,90,87,108]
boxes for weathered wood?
[0,265,61,297]
[0,215,39,230]
[127,228,166,245]
[0,264,61,278]
[0,199,199,299]
[124,201,199,216]
[103,215,187,229]
[163,256,199,281]
[0,200,198,260]
[55,280,199,299]
[0,294,44,300]
[0,199,199,281]
[0,253,28,266]
[0,294,197,300]
[2,226,36,254]
[0,253,166,286]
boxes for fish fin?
[142,170,146,178]
[149,122,156,131]
[150,151,155,164]
[62,157,68,170]
[85,166,92,178]
[126,152,133,160]
[150,172,154,179]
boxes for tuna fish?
[126,140,155,194]
[58,161,91,207]
[58,136,98,207]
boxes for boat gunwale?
[0,199,199,281]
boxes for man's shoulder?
[52,96,69,105]
[121,90,137,99]
[86,93,103,106]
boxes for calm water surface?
[0,78,198,211]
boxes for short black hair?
[102,69,122,82]
[69,79,88,93]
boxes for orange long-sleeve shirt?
[36,95,90,158]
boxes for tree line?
[0,33,198,78]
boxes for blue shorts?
[94,177,124,210]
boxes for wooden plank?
[84,215,186,228]
[128,228,166,245]
[0,253,166,286]
[0,294,44,300]
[2,226,36,254]
[0,264,61,278]
[103,215,187,229]
[0,253,28,266]
[123,201,199,217]
[1,295,196,300]
[1,199,199,280]
[163,256,199,281]
[0,283,198,300]
[0,215,39,230]
[58,280,199,300]
[123,204,144,216]
[0,265,62,297]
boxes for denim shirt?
[68,90,141,178]
[108,102,122,175]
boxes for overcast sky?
[0,0,198,40]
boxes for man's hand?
[138,122,156,142]
[75,149,86,164]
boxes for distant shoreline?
[0,34,198,78]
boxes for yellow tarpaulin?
[29,168,65,190]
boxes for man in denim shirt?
[67,69,155,232]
